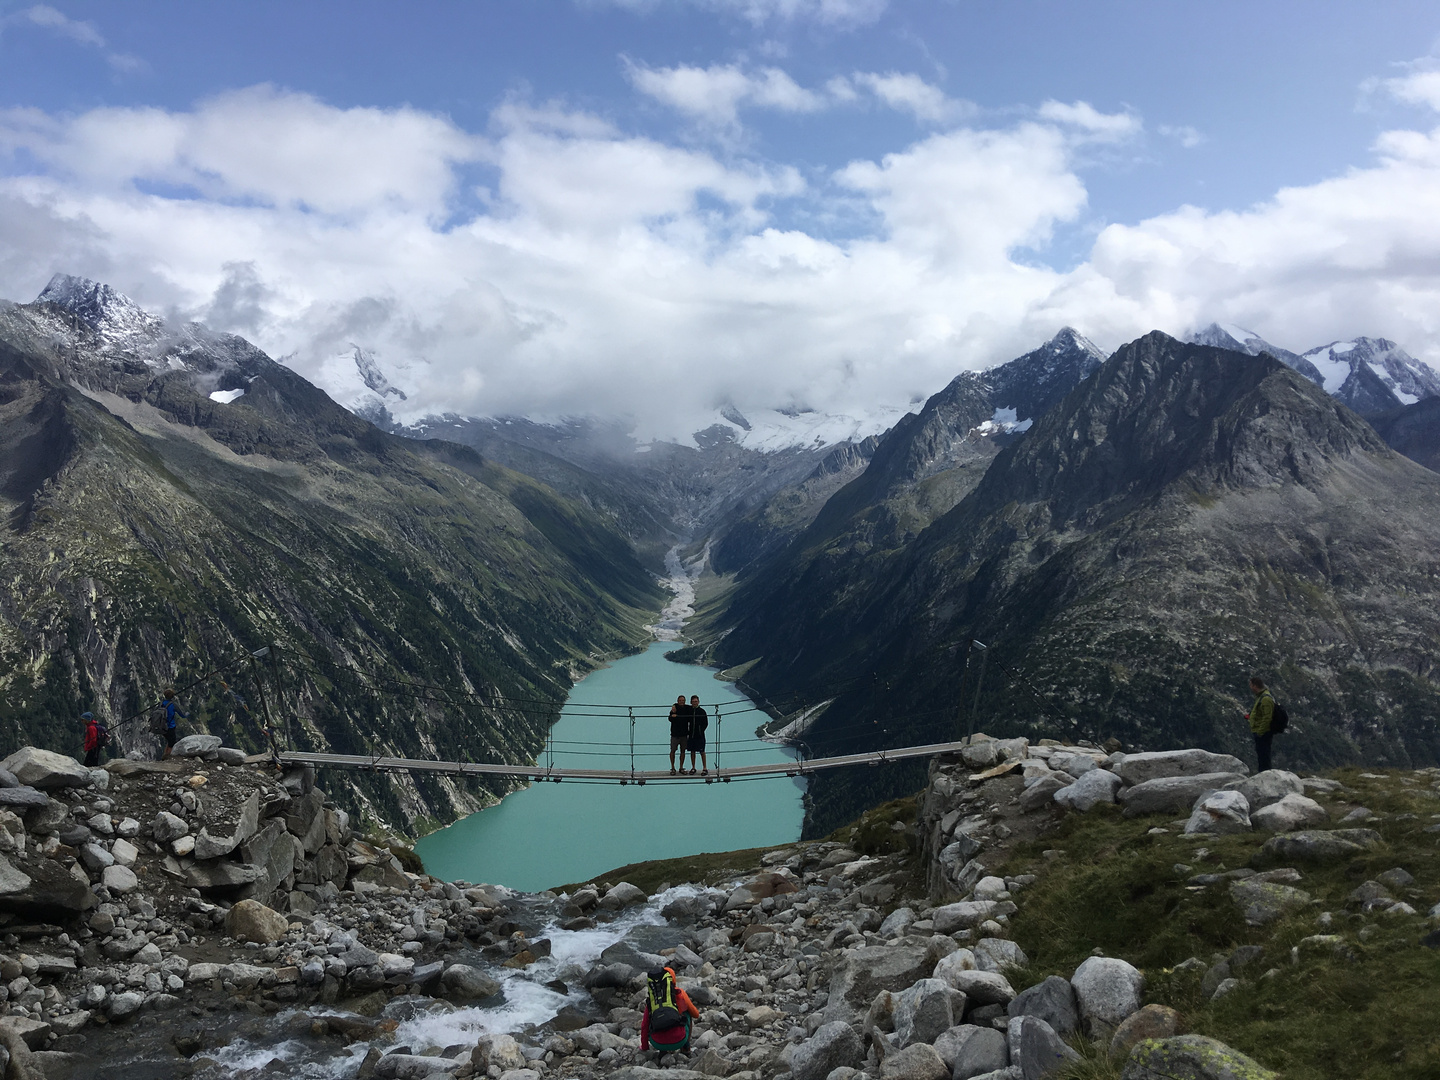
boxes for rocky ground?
[0,734,1436,1079]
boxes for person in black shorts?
[687,695,709,776]
[668,694,690,775]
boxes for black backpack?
[1271,702,1289,735]
[647,969,683,1031]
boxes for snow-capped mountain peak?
[36,273,164,350]
[1300,337,1440,410]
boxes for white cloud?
[1158,124,1205,149]
[630,63,967,133]
[1,86,482,217]
[1,5,143,74]
[847,72,970,124]
[3,74,1440,443]
[595,0,887,28]
[1384,70,1440,111]
[1037,100,1141,143]
[626,61,827,129]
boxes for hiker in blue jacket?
[160,687,187,759]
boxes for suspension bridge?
[246,738,973,784]
[120,641,1042,787]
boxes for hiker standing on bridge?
[687,695,709,776]
[668,695,691,775]
[1245,676,1275,772]
[160,687,188,760]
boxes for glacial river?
[414,641,804,891]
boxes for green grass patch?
[828,794,920,857]
[997,769,1440,1080]
[552,845,779,895]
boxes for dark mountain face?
[0,278,662,833]
[1367,397,1440,473]
[712,332,1440,837]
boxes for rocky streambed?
[0,734,1435,1079]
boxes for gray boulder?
[1260,829,1382,863]
[879,907,918,938]
[216,747,248,766]
[1250,794,1327,833]
[936,1025,1008,1079]
[0,768,17,788]
[374,1054,462,1078]
[1220,770,1303,810]
[0,748,91,790]
[1113,750,1248,786]
[878,1043,949,1080]
[1006,976,1078,1036]
[0,788,49,809]
[224,899,289,943]
[599,882,646,909]
[1229,880,1311,926]
[1019,775,1068,813]
[825,946,937,1026]
[184,861,261,890]
[0,855,33,896]
[1119,773,1247,817]
[151,812,189,843]
[1071,956,1144,1037]
[933,901,1007,935]
[973,938,1027,974]
[940,970,1014,1007]
[789,1021,864,1080]
[1120,1034,1276,1080]
[1184,790,1251,835]
[1054,769,1123,812]
[440,963,502,999]
[170,735,222,759]
[192,789,261,860]
[473,1034,527,1073]
[892,979,962,1048]
[1007,1015,1079,1080]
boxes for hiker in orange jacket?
[640,967,700,1052]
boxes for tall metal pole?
[965,640,988,746]
[250,650,281,767]
[628,705,635,780]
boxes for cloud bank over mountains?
[2,62,1439,441]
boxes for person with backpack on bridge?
[1245,675,1276,771]
[669,694,692,775]
[81,711,109,767]
[641,966,700,1054]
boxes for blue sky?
[2,1,1439,434]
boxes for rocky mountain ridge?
[707,332,1440,837]
[0,275,663,835]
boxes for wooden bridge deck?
[249,740,969,783]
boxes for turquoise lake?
[414,642,804,891]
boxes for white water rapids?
[206,885,721,1078]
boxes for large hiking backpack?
[1271,702,1289,735]
[95,720,110,748]
[647,969,683,1031]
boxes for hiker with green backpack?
[1244,675,1288,771]
[641,966,700,1054]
